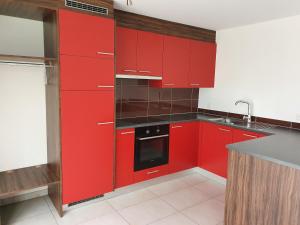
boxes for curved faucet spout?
[235,100,252,123]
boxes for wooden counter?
[225,150,300,225]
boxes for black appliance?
[134,124,169,171]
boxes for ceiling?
[114,0,300,30]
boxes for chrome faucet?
[235,100,252,124]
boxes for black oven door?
[134,134,169,171]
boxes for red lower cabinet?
[61,91,114,204]
[115,128,135,188]
[200,122,233,178]
[134,165,169,183]
[233,129,265,142]
[169,122,199,173]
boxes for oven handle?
[137,134,169,141]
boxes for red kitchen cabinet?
[189,40,216,88]
[233,129,265,142]
[161,36,190,88]
[116,27,138,75]
[137,30,163,76]
[60,55,114,91]
[169,122,199,173]
[59,9,114,58]
[134,165,169,183]
[200,122,233,178]
[115,128,135,188]
[61,91,114,204]
[116,27,163,77]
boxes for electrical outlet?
[296,114,300,122]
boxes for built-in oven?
[134,124,169,171]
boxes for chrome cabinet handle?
[243,134,257,138]
[97,51,114,56]
[137,134,169,141]
[139,70,151,73]
[172,125,183,129]
[219,128,231,132]
[164,83,175,86]
[96,85,114,88]
[123,69,137,72]
[190,84,200,86]
[121,131,135,135]
[96,122,114,125]
[147,170,160,175]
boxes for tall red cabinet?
[59,9,115,204]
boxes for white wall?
[199,15,300,123]
[0,15,47,172]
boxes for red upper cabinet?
[61,91,114,204]
[116,27,163,77]
[233,129,265,142]
[189,40,216,88]
[137,30,163,76]
[115,128,135,189]
[59,9,114,58]
[60,55,114,91]
[116,27,138,75]
[169,122,199,173]
[161,36,190,88]
[200,122,233,178]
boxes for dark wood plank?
[0,0,114,20]
[0,165,59,199]
[0,54,56,64]
[115,9,216,43]
[44,11,63,217]
[0,0,57,21]
[225,151,300,225]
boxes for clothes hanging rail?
[0,60,54,68]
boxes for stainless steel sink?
[208,117,274,130]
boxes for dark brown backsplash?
[116,79,199,119]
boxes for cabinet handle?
[219,128,230,132]
[147,170,160,175]
[190,84,200,86]
[139,70,151,73]
[121,131,135,135]
[97,51,114,56]
[96,85,114,88]
[243,134,257,138]
[97,122,114,125]
[172,125,183,129]
[164,83,175,86]
[123,69,137,72]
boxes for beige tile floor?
[0,172,225,225]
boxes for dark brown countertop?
[117,113,300,170]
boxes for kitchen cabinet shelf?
[0,164,59,199]
[0,54,57,65]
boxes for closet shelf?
[0,164,59,199]
[0,54,57,65]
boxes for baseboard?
[0,187,48,206]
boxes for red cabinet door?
[189,40,216,88]
[61,91,114,204]
[59,9,114,58]
[115,128,135,188]
[60,55,114,91]
[200,123,233,178]
[169,122,199,173]
[162,36,190,88]
[233,129,265,142]
[137,30,163,77]
[116,27,138,75]
[134,165,169,183]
